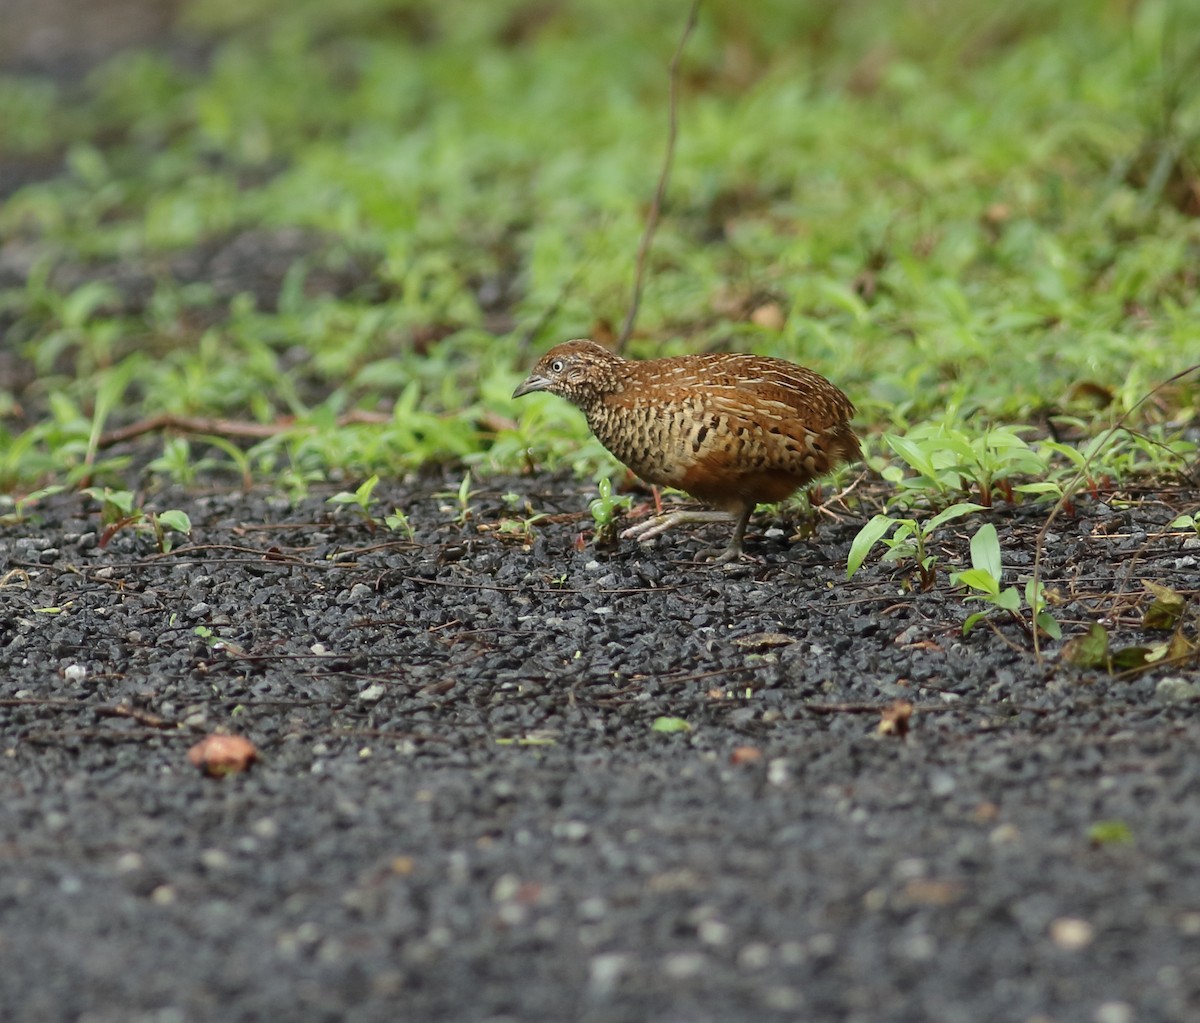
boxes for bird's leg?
[708,503,755,564]
[621,508,736,543]
[621,502,759,563]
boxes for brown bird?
[513,339,860,561]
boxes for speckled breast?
[585,399,703,488]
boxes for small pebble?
[1156,677,1199,703]
[1050,917,1094,950]
[588,952,630,996]
[1094,1002,1134,1023]
[661,952,708,980]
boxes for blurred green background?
[0,0,1196,493]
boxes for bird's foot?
[694,542,761,565]
[620,509,736,544]
[707,544,744,565]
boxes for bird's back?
[586,352,860,511]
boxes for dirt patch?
[2,475,1199,1020]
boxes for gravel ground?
[2,474,1199,1023]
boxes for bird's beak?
[512,374,550,399]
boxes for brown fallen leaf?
[729,745,764,766]
[733,632,794,650]
[1142,579,1187,631]
[187,734,259,778]
[878,700,913,739]
[1062,623,1109,669]
[973,801,1001,823]
[901,879,964,907]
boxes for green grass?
[1,0,1197,496]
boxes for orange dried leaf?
[187,734,259,777]
[878,700,913,739]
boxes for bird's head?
[512,339,624,407]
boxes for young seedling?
[433,472,477,526]
[491,491,546,542]
[146,437,232,487]
[1170,512,1198,536]
[589,477,632,547]
[328,473,381,529]
[950,523,1060,639]
[454,472,476,525]
[881,423,1048,508]
[151,510,193,554]
[0,484,65,526]
[847,502,983,589]
[82,487,192,553]
[384,507,417,542]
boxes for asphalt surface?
[2,475,1199,1022]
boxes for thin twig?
[95,410,391,450]
[615,0,701,354]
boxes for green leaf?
[1142,580,1186,631]
[651,716,691,734]
[951,567,1001,596]
[1062,623,1109,668]
[1014,482,1063,496]
[884,433,939,480]
[157,510,192,534]
[1088,820,1134,846]
[84,486,135,516]
[925,502,986,531]
[1110,645,1152,671]
[847,514,895,578]
[962,610,989,635]
[969,523,1002,580]
[994,586,1021,612]
[356,473,381,503]
[1035,611,1062,640]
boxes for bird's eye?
[550,359,565,374]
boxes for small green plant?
[1088,820,1134,847]
[275,465,325,503]
[497,513,546,543]
[152,510,193,553]
[145,437,226,487]
[0,484,65,525]
[434,472,477,526]
[384,507,417,541]
[847,502,983,589]
[880,423,1048,508]
[1170,512,1198,535]
[328,473,381,527]
[950,523,1061,639]
[589,477,632,546]
[454,472,475,524]
[492,491,546,542]
[82,486,193,553]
